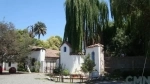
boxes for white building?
[45,49,60,73]
[60,42,104,75]
[0,46,59,73]
[28,46,59,73]
[28,46,46,73]
[0,62,18,71]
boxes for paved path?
[0,72,125,84]
[0,73,65,84]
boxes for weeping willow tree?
[110,0,150,56]
[63,0,109,53]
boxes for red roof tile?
[45,49,60,58]
[87,44,103,48]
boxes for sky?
[0,0,111,41]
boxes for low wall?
[104,56,150,72]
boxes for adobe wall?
[104,56,150,72]
[60,43,105,75]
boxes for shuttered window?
[91,52,95,63]
[64,47,66,52]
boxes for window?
[8,62,11,67]
[64,47,66,52]
[91,52,95,63]
[31,58,36,66]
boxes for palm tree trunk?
[38,34,40,39]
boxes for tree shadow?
[84,80,125,84]
[0,71,29,75]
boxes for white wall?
[0,62,18,71]
[0,62,5,70]
[86,46,100,74]
[28,49,45,61]
[40,50,45,61]
[5,62,18,71]
[60,43,84,74]
[28,49,45,73]
[60,43,104,75]
[100,45,105,73]
[60,43,72,56]
[86,45,104,75]
[61,54,84,74]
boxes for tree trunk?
[38,34,40,39]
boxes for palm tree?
[34,21,47,39]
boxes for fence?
[104,56,150,72]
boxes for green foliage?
[30,58,40,73]
[53,64,64,75]
[63,0,150,56]
[111,28,131,56]
[47,36,62,50]
[33,21,47,39]
[34,61,40,72]
[15,29,34,62]
[34,39,49,49]
[81,54,95,73]
[53,64,69,75]
[62,69,69,76]
[109,0,150,56]
[0,21,17,62]
[53,68,61,75]
[31,36,62,50]
[17,63,26,71]
[55,36,62,44]
[0,21,33,63]
[31,67,35,72]
[64,0,109,53]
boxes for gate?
[45,60,56,73]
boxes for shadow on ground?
[48,79,125,84]
[83,79,125,84]
[0,71,29,75]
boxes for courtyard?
[0,72,63,84]
[0,72,125,84]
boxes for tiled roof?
[87,44,103,48]
[30,46,45,51]
[60,41,71,48]
[45,49,60,58]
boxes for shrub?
[53,68,61,74]
[9,67,16,73]
[62,69,69,76]
[31,67,35,72]
[17,63,26,71]
[34,61,40,72]
[81,54,95,73]
[53,64,69,76]
[31,61,40,72]
[53,64,64,75]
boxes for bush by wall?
[17,63,26,71]
[62,69,69,76]
[53,64,69,76]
